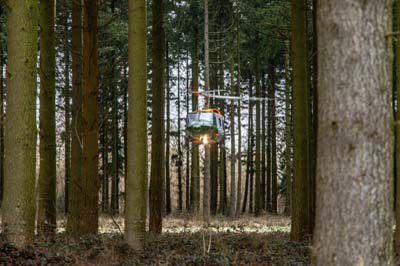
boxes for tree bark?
[269,64,277,214]
[165,41,172,215]
[290,0,311,241]
[254,40,261,216]
[125,0,147,251]
[284,41,292,215]
[229,18,236,216]
[203,0,210,223]
[235,7,242,216]
[64,19,71,215]
[38,0,57,235]
[313,1,393,265]
[149,0,165,234]
[2,0,38,248]
[190,3,200,214]
[67,0,83,236]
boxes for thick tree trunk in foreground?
[67,0,83,236]
[2,0,38,248]
[395,0,400,249]
[38,0,57,235]
[0,22,3,205]
[125,0,147,251]
[290,0,311,241]
[81,0,99,235]
[149,0,165,234]
[313,1,393,265]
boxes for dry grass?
[1,215,309,266]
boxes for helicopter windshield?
[187,112,214,124]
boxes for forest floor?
[0,214,310,266]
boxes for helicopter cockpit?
[186,109,224,144]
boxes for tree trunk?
[235,8,242,216]
[313,1,393,265]
[269,64,277,214]
[177,54,183,212]
[64,20,71,215]
[165,41,172,215]
[125,0,147,251]
[185,53,190,211]
[284,41,292,215]
[67,0,83,236]
[290,0,311,241]
[211,143,218,215]
[37,0,56,235]
[81,0,99,235]
[229,19,236,216]
[395,0,400,249]
[203,0,210,223]
[254,42,261,216]
[261,73,266,212]
[2,0,38,248]
[190,3,200,214]
[0,20,3,205]
[266,78,272,212]
[149,0,165,234]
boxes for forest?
[0,0,397,265]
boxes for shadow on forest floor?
[0,214,310,266]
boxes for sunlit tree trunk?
[2,0,38,248]
[313,1,393,265]
[125,0,147,250]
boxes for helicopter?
[186,108,225,144]
[185,90,269,145]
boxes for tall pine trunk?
[313,1,393,264]
[64,21,71,215]
[38,0,57,235]
[165,41,171,215]
[269,64,277,214]
[203,0,211,223]
[254,41,261,216]
[235,8,242,216]
[190,3,200,214]
[284,41,292,215]
[229,20,236,216]
[290,0,311,241]
[2,0,38,248]
[80,0,99,235]
[67,0,83,235]
[149,0,165,234]
[125,0,147,251]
